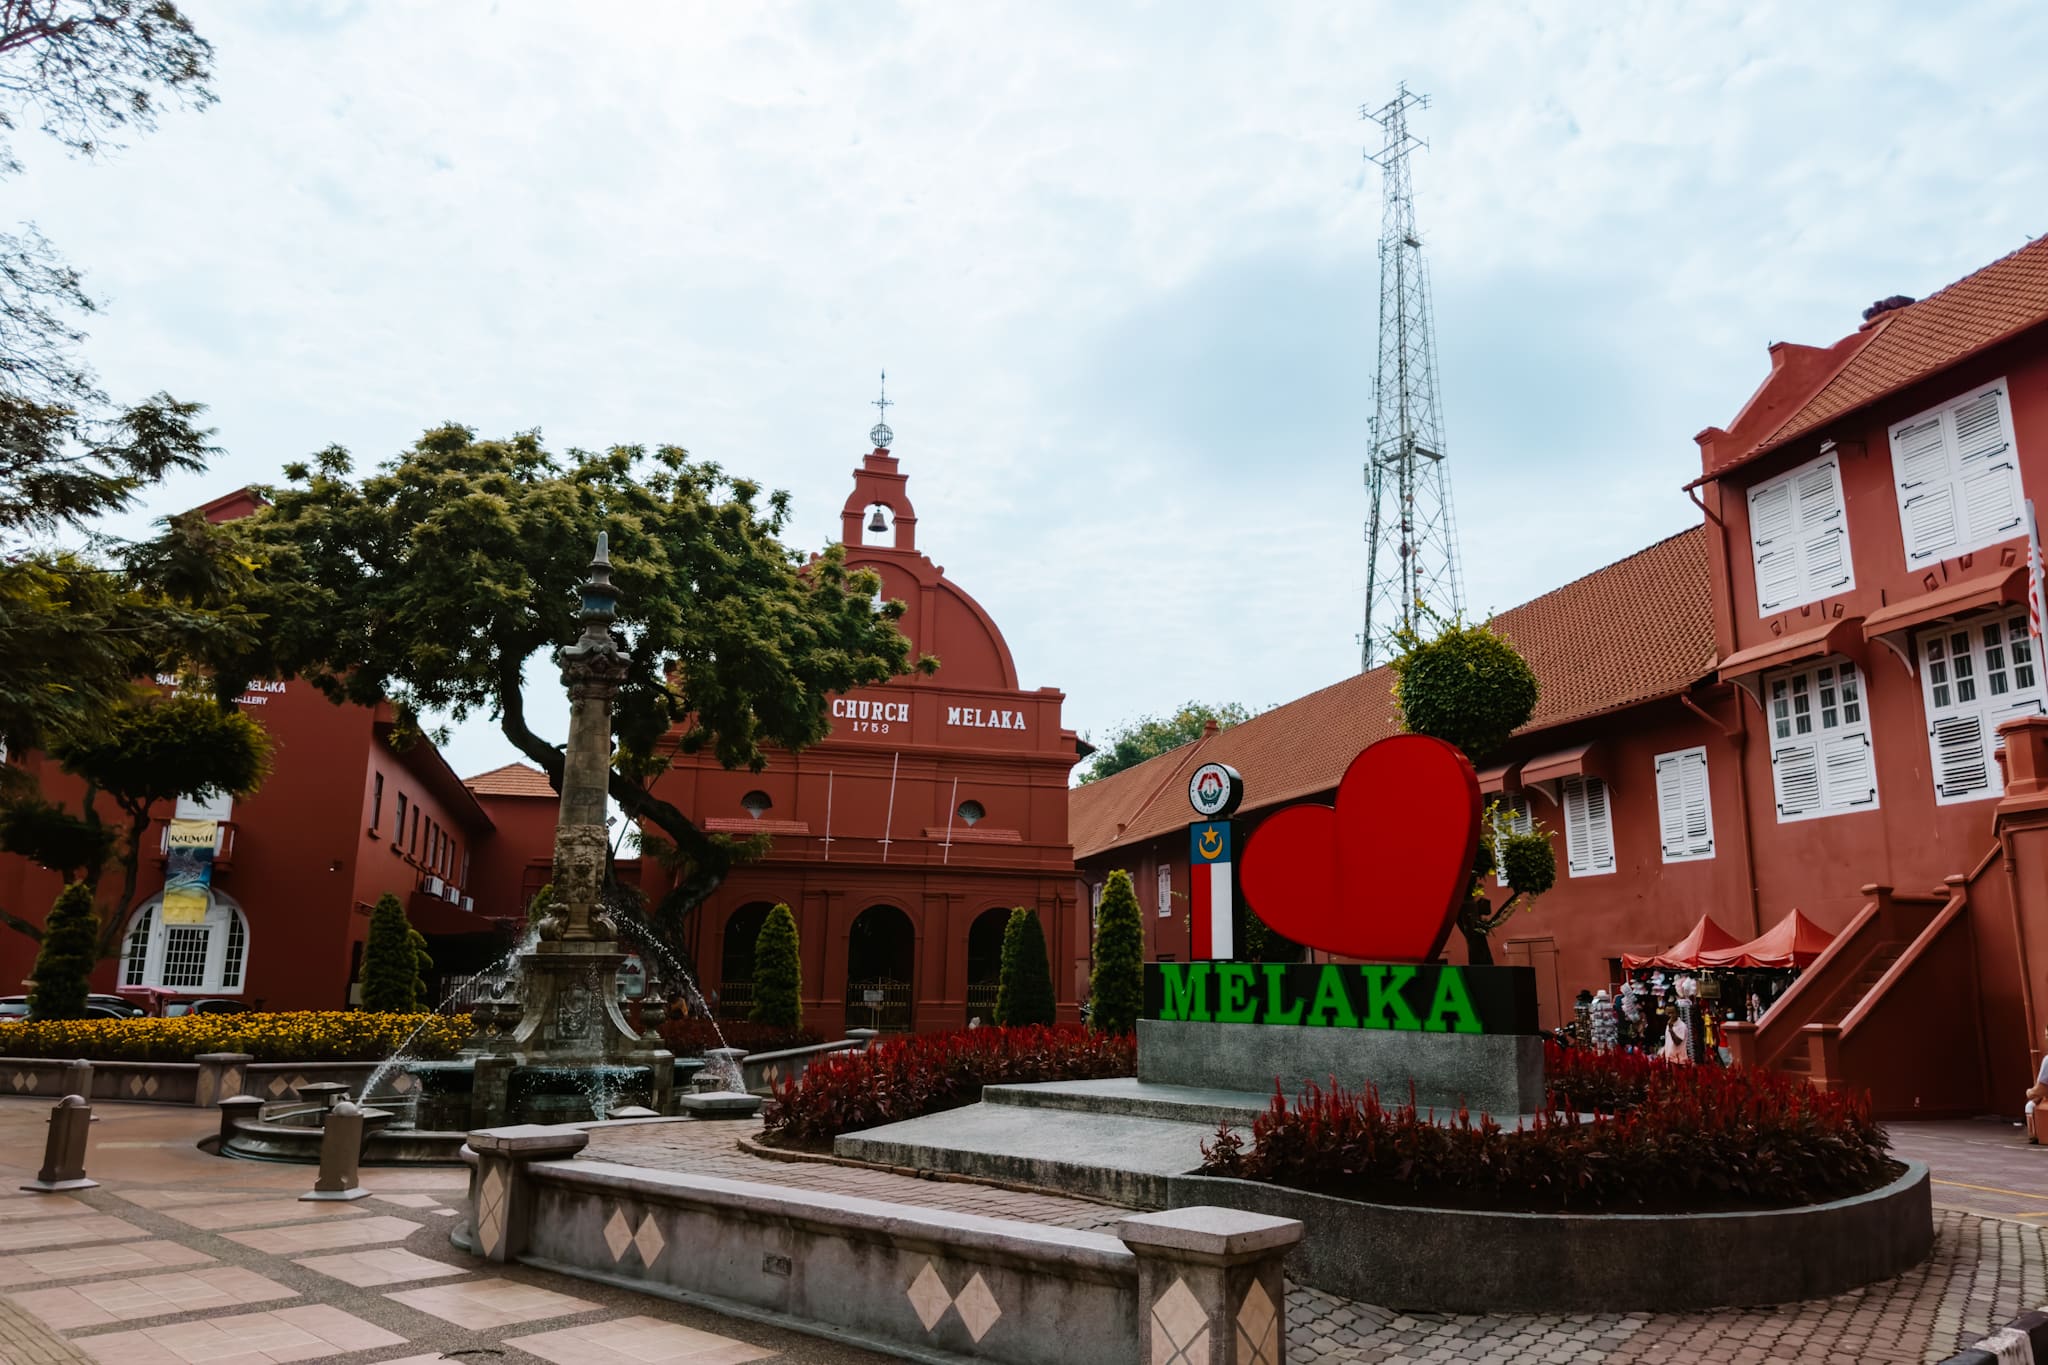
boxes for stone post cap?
[332,1100,361,1118]
[1116,1207,1303,1261]
[56,1094,87,1109]
[194,1053,255,1063]
[217,1095,266,1110]
[704,1047,747,1062]
[466,1124,592,1159]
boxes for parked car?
[161,999,251,1018]
[0,995,145,1021]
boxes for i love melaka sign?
[1143,734,1539,1036]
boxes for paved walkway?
[0,1097,889,1365]
[587,1115,2048,1364]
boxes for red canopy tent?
[1698,910,1833,969]
[1620,915,1743,970]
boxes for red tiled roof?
[1700,235,2048,480]
[464,762,556,799]
[1071,526,1714,859]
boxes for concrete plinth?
[1137,1016,1544,1118]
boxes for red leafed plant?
[763,1024,1136,1149]
[1202,1049,1891,1213]
[659,1018,821,1057]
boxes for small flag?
[2030,499,2047,646]
[1188,821,1235,959]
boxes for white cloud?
[16,0,2048,778]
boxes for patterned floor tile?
[0,1240,214,1288]
[386,1276,598,1330]
[163,1199,368,1231]
[0,1198,95,1222]
[292,1248,466,1288]
[10,1264,296,1329]
[111,1189,277,1210]
[0,1217,146,1253]
[224,1216,420,1255]
[74,1303,403,1363]
[508,1314,777,1365]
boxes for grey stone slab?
[467,1124,591,1158]
[1116,1206,1303,1258]
[674,1091,763,1119]
[984,1077,1274,1127]
[834,1103,1227,1208]
[1138,1016,1545,1118]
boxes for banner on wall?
[161,819,217,924]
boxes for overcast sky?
[21,0,2048,781]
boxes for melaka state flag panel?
[1189,820,1233,959]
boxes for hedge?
[0,1012,471,1063]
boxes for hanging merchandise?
[1589,989,1618,1052]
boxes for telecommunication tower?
[1359,83,1463,672]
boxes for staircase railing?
[1722,884,1941,1073]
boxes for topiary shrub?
[1390,615,1539,767]
[994,907,1056,1027]
[749,902,803,1030]
[28,883,99,1020]
[1088,870,1144,1034]
[358,893,421,1013]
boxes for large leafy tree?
[1390,615,1556,965]
[1079,700,1259,784]
[240,427,929,951]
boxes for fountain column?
[553,533,629,941]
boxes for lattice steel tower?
[1360,83,1463,672]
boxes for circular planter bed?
[1165,1158,1932,1312]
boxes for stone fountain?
[468,532,675,1124]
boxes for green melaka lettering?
[1359,965,1421,1031]
[1305,966,1358,1027]
[1158,962,1212,1022]
[1262,964,1305,1025]
[1425,967,1482,1033]
[1215,964,1258,1022]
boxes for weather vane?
[870,370,894,449]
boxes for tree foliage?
[358,893,421,1013]
[1087,870,1143,1035]
[994,907,1055,1027]
[1079,701,1259,783]
[27,881,95,1019]
[1389,617,1555,964]
[238,426,931,950]
[0,793,112,879]
[749,902,802,1030]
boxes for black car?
[0,995,145,1020]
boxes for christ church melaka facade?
[1076,236,2048,1117]
[637,436,1085,1036]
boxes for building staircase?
[1724,856,1997,1116]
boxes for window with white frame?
[118,893,249,994]
[173,789,233,824]
[1920,611,2047,803]
[1155,864,1172,918]
[1889,378,2025,568]
[1747,451,1853,615]
[1560,776,1615,877]
[1494,793,1535,886]
[1768,659,1878,820]
[1654,747,1715,862]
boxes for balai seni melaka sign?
[1142,734,1539,1037]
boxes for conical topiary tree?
[359,893,421,1012]
[994,906,1056,1027]
[28,883,98,1020]
[408,926,434,1009]
[1088,870,1144,1034]
[749,903,802,1030]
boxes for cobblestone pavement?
[0,1098,890,1365]
[588,1116,2048,1364]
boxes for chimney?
[1201,718,1221,738]
[1861,295,1915,326]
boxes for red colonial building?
[633,435,1085,1035]
[1077,236,2048,1116]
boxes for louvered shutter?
[1929,711,1991,801]
[1819,730,1878,810]
[1772,740,1822,818]
[1562,778,1592,875]
[1952,387,2024,545]
[1795,459,1852,596]
[1892,413,1958,566]
[1583,778,1615,873]
[1654,754,1687,857]
[1749,480,1801,613]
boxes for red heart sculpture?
[1239,734,1480,962]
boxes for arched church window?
[118,893,250,995]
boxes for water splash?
[360,926,540,1104]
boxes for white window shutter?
[1929,712,1990,801]
[1584,779,1615,873]
[1772,740,1821,818]
[1656,748,1714,860]
[1654,754,1686,857]
[1562,779,1592,875]
[1953,388,2023,544]
[1891,380,2026,566]
[1749,480,1800,613]
[1819,730,1878,809]
[1795,459,1852,596]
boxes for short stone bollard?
[217,1095,265,1149]
[845,1027,880,1051]
[301,1100,372,1202]
[1117,1207,1303,1365]
[464,1124,590,1262]
[22,1095,97,1193]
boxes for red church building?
[1076,236,2048,1117]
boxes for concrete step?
[982,1077,1275,1128]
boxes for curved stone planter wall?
[1163,1159,1933,1313]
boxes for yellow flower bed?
[0,1012,471,1063]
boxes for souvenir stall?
[1608,911,1833,1062]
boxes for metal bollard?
[300,1099,372,1202]
[22,1095,97,1192]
